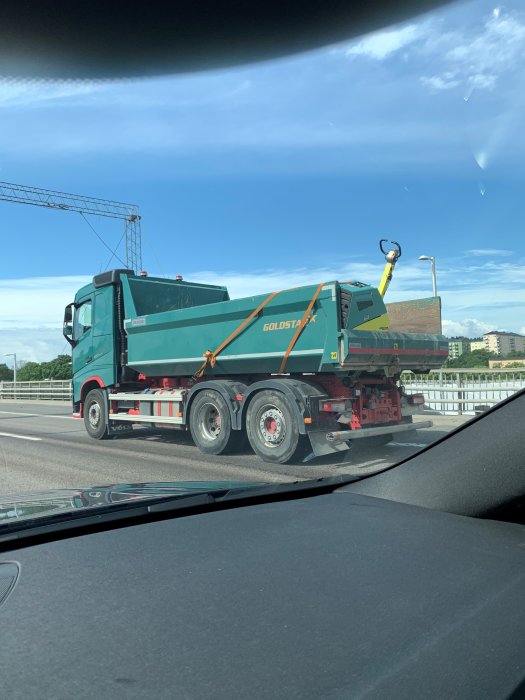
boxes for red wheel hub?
[265,417,277,435]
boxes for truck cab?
[64,280,118,413]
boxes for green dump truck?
[63,255,448,463]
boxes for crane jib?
[0,180,142,272]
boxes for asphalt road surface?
[0,400,470,496]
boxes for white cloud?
[0,328,68,364]
[0,275,89,329]
[0,275,88,362]
[345,24,423,60]
[2,253,525,362]
[442,318,493,338]
[0,110,453,159]
[420,73,461,91]
[181,261,429,300]
[468,73,497,90]
[172,259,525,341]
[467,248,514,257]
[0,7,522,170]
[0,78,107,107]
[343,8,525,99]
[420,9,525,94]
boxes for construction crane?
[0,181,143,272]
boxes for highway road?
[0,401,470,496]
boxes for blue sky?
[1,0,525,361]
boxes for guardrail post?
[457,372,463,415]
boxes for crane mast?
[0,181,143,272]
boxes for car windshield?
[0,0,524,498]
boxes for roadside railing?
[0,381,72,401]
[1,371,524,413]
[401,369,525,415]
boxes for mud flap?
[108,422,134,436]
[308,430,352,457]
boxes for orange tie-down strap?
[278,281,325,374]
[193,290,281,379]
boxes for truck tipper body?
[64,265,448,464]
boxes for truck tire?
[189,390,241,455]
[84,388,110,440]
[246,390,308,464]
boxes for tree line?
[0,355,72,381]
[444,349,525,369]
[2,348,523,379]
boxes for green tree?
[0,363,14,381]
[444,349,497,368]
[502,351,525,360]
[17,355,72,381]
[41,355,72,380]
[17,362,43,381]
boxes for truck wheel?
[84,389,110,440]
[189,390,240,455]
[246,391,308,464]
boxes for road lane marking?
[354,458,386,467]
[0,432,42,441]
[0,410,39,418]
[390,442,426,448]
[0,410,73,420]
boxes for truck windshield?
[73,302,92,340]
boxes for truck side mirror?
[63,303,77,348]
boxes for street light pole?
[4,353,17,399]
[419,255,437,297]
[4,353,17,383]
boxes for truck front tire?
[84,388,110,440]
[246,391,309,464]
[189,390,241,455]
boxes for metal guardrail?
[401,369,525,415]
[1,371,524,414]
[0,381,72,401]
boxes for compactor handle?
[378,239,402,298]
[379,239,402,259]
